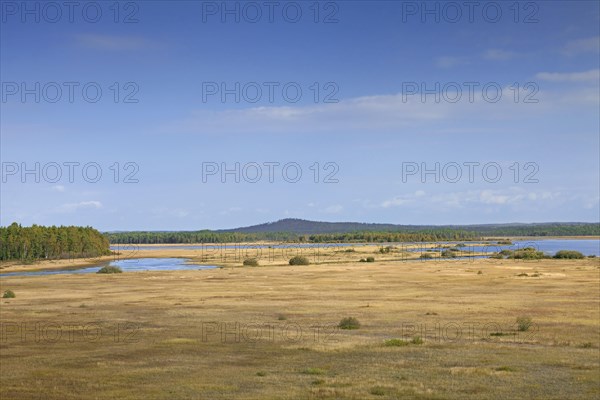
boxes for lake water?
[108,239,599,255]
[2,239,597,278]
[0,258,217,278]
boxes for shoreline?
[2,237,598,274]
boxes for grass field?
[1,255,599,399]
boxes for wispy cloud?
[51,185,65,192]
[535,69,600,83]
[166,85,598,135]
[59,201,103,212]
[562,36,600,56]
[435,56,468,68]
[75,34,154,51]
[483,49,518,61]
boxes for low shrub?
[366,257,375,262]
[410,336,424,345]
[420,253,434,259]
[302,368,325,375]
[243,258,259,266]
[516,316,533,332]
[370,387,386,396]
[553,250,585,259]
[441,250,457,258]
[289,256,310,265]
[384,338,408,347]
[2,290,15,298]
[338,317,361,330]
[97,266,123,274]
[509,249,545,260]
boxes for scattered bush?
[359,258,366,262]
[509,248,545,260]
[343,248,356,252]
[256,371,267,376]
[441,250,457,258]
[477,270,483,275]
[499,249,514,256]
[490,253,504,259]
[495,366,516,372]
[277,314,287,321]
[420,253,434,259]
[516,316,533,332]
[2,290,15,298]
[97,266,122,274]
[243,258,259,266]
[338,317,361,330]
[302,368,325,375]
[289,256,310,265]
[366,257,375,263]
[579,342,594,348]
[410,336,424,345]
[370,387,386,396]
[553,250,585,259]
[588,255,597,258]
[379,246,393,254]
[497,240,513,245]
[517,273,529,277]
[384,338,408,347]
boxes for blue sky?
[1,1,599,230]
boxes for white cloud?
[165,84,598,136]
[562,37,600,56]
[483,49,517,61]
[59,201,103,212]
[435,56,467,68]
[51,185,65,192]
[322,204,343,214]
[75,34,153,51]
[535,69,600,83]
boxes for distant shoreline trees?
[0,223,111,262]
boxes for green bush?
[499,249,514,256]
[2,289,15,298]
[379,246,393,254]
[97,266,123,274]
[384,338,408,347]
[289,256,310,265]
[516,316,533,332]
[366,257,375,262]
[441,250,457,258]
[302,368,325,375]
[410,336,424,345]
[509,249,545,259]
[498,240,513,245]
[370,387,386,396]
[490,253,504,259]
[243,258,259,266]
[553,250,585,259]
[420,253,434,259]
[338,317,361,330]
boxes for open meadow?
[1,254,598,399]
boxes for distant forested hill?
[220,218,599,236]
[105,219,599,244]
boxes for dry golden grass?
[1,255,599,399]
